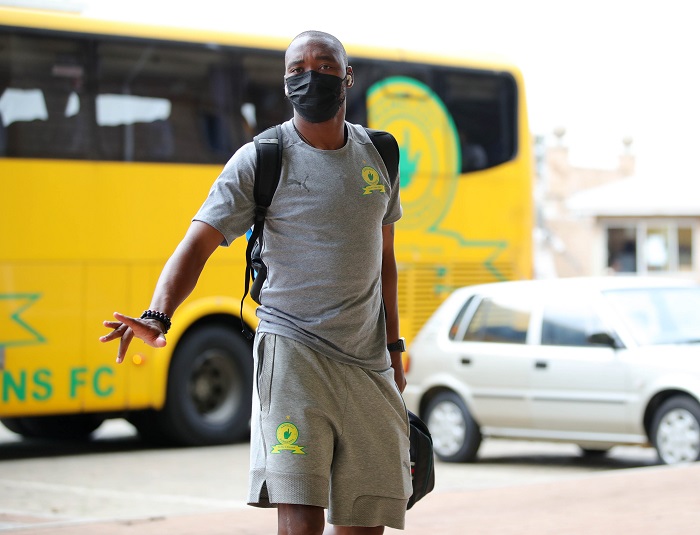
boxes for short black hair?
[289,30,348,66]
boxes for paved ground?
[3,462,699,534]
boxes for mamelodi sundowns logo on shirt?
[366,77,460,232]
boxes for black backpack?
[240,125,400,337]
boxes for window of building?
[606,222,694,275]
[679,227,693,271]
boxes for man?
[101,30,411,534]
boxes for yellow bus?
[0,6,533,445]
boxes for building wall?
[535,137,634,278]
[535,136,699,281]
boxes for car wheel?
[651,396,700,465]
[133,324,253,446]
[424,391,481,463]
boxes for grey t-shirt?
[193,119,402,370]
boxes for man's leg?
[326,365,411,530]
[276,505,385,535]
[278,504,325,535]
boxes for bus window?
[1,33,90,159]
[0,29,292,164]
[345,58,433,127]
[240,52,290,133]
[346,58,517,174]
[95,40,237,163]
[437,69,517,172]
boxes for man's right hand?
[100,312,167,364]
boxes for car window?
[449,295,474,340]
[603,287,700,345]
[541,300,609,347]
[461,296,530,344]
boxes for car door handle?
[460,357,472,365]
[535,361,548,369]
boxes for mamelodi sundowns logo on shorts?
[367,77,460,232]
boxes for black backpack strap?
[365,128,399,186]
[241,124,282,338]
[253,124,283,207]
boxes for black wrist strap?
[387,337,406,352]
[140,309,171,334]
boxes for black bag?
[407,410,435,509]
[240,125,400,336]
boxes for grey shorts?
[248,333,412,529]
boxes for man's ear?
[345,67,354,87]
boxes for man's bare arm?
[381,223,406,392]
[100,221,224,363]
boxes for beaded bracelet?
[140,309,172,334]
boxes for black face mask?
[285,70,345,123]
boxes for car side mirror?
[587,332,621,348]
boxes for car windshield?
[603,287,700,346]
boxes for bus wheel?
[142,324,253,446]
[0,415,104,440]
[1,417,30,435]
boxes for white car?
[403,277,700,465]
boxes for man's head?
[284,31,354,124]
[285,30,350,77]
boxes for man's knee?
[277,503,325,535]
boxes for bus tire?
[0,415,104,441]
[144,323,253,446]
[1,417,30,436]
